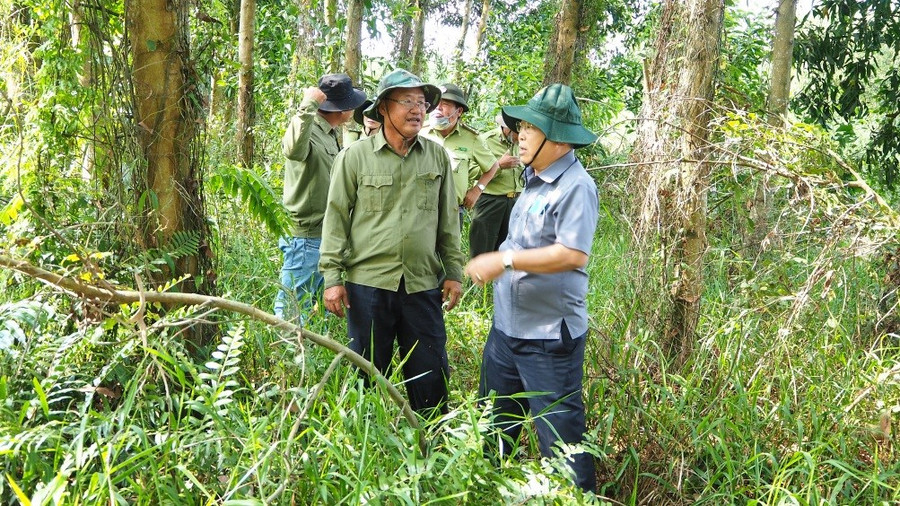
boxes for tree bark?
[630,0,724,367]
[750,0,797,254]
[128,0,213,302]
[344,0,364,83]
[543,0,580,85]
[411,0,427,75]
[236,0,256,169]
[766,0,796,125]
[393,0,415,67]
[474,0,491,58]
[453,0,473,61]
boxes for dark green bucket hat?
[501,84,597,149]
[353,99,373,126]
[364,69,441,122]
[438,83,468,112]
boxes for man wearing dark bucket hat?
[319,69,465,415]
[421,83,500,228]
[275,73,367,320]
[465,84,599,492]
[342,99,381,146]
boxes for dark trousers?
[479,323,596,492]
[469,193,517,258]
[346,280,449,415]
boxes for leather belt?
[505,192,520,198]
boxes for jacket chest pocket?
[416,171,441,211]
[450,152,472,175]
[360,174,392,212]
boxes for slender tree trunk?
[474,0,490,58]
[290,0,318,107]
[394,0,415,67]
[411,0,427,75]
[767,0,796,124]
[324,0,341,72]
[630,0,724,367]
[452,0,474,76]
[128,0,214,304]
[344,0,363,83]
[543,0,580,85]
[236,0,255,169]
[70,0,96,180]
[750,0,797,253]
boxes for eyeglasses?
[516,120,536,133]
[386,98,431,111]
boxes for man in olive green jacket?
[319,69,464,415]
[275,73,366,320]
[420,83,499,229]
[469,114,523,257]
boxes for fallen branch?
[0,254,427,455]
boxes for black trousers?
[469,193,518,258]
[345,280,449,415]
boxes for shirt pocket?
[360,174,392,212]
[450,151,472,176]
[416,171,441,211]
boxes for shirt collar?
[314,113,335,132]
[371,128,423,155]
[525,149,577,184]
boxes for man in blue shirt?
[464,84,599,492]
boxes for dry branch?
[0,254,427,455]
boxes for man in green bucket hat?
[420,83,501,231]
[319,69,465,416]
[465,83,599,492]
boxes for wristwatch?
[475,182,486,191]
[502,250,515,271]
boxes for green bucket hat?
[438,83,468,112]
[501,84,597,149]
[364,69,441,122]
[353,99,374,126]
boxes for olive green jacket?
[479,126,524,195]
[282,94,340,238]
[319,129,464,293]
[421,122,497,206]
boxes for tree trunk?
[290,0,318,107]
[543,0,580,85]
[766,0,796,124]
[411,0,427,75]
[473,0,491,58]
[236,0,255,169]
[324,0,341,72]
[344,0,363,83]
[453,0,472,61]
[750,0,797,253]
[70,0,95,181]
[394,0,415,67]
[630,0,724,367]
[128,0,214,305]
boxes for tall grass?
[3,124,900,504]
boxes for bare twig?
[0,254,427,457]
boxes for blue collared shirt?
[493,150,599,340]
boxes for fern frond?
[210,164,291,237]
[0,299,56,355]
[197,323,245,417]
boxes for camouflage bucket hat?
[501,84,597,149]
[364,69,441,122]
[438,83,468,112]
